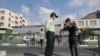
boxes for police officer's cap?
[50,12,58,18]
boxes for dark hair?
[65,18,70,22]
[50,12,58,18]
[72,22,76,25]
[41,29,43,31]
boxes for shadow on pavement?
[86,48,98,52]
[24,53,38,56]
[38,52,62,56]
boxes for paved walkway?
[7,51,98,56]
[0,46,98,56]
[0,51,6,56]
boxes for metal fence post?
[98,33,100,56]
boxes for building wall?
[13,25,61,35]
[13,19,100,35]
[12,10,100,36]
[74,19,100,28]
[0,8,27,29]
[60,19,100,29]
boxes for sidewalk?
[0,46,98,56]
[38,52,98,56]
[0,51,6,56]
[0,43,27,47]
[7,53,98,56]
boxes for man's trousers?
[45,31,55,56]
[69,37,78,56]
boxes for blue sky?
[0,0,100,25]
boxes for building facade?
[71,19,100,28]
[0,8,27,30]
[61,10,100,29]
[13,10,100,36]
[77,10,100,28]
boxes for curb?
[0,43,98,47]
[1,43,10,46]
[0,43,27,47]
[0,51,6,56]
[38,53,97,56]
[17,44,27,47]
[78,45,98,47]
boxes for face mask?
[66,22,72,27]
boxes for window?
[20,25,22,27]
[9,13,11,16]
[78,21,84,26]
[8,24,10,27]
[22,20,25,22]
[99,20,100,25]
[12,16,14,18]
[0,10,5,14]
[20,17,22,19]
[0,22,4,26]
[9,18,11,22]
[15,16,18,19]
[1,16,4,20]
[22,24,25,27]
[15,21,18,24]
[95,37,98,40]
[20,21,22,23]
[90,37,94,40]
[12,21,13,23]
[90,20,96,26]
[86,21,88,26]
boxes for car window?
[95,37,98,40]
[90,37,94,40]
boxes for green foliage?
[5,29,12,37]
[26,31,33,36]
[80,28,96,39]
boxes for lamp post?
[77,29,83,45]
[98,30,100,56]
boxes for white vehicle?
[84,36,98,45]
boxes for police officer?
[45,12,58,56]
[64,18,78,56]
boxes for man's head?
[65,18,70,23]
[50,12,58,20]
[41,29,43,31]
[72,22,76,25]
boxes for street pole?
[98,33,100,56]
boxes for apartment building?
[0,8,27,30]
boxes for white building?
[0,8,27,30]
[72,19,100,28]
[61,10,100,29]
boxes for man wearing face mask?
[63,18,78,56]
[45,12,58,56]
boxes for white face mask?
[66,22,72,27]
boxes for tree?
[26,31,33,39]
[27,31,33,36]
[5,29,12,37]
[80,28,96,39]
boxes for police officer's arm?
[46,20,50,31]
